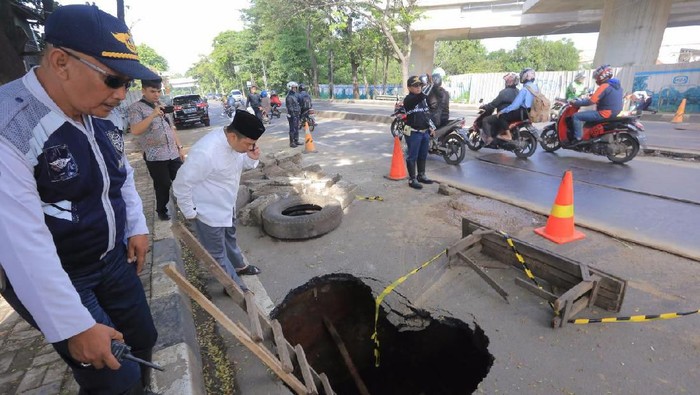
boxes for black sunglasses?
[56,46,133,90]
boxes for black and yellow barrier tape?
[356,195,384,201]
[570,309,699,324]
[498,231,557,313]
[370,249,446,367]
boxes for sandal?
[236,265,262,276]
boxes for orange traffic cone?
[671,98,686,123]
[534,170,586,244]
[384,136,408,180]
[302,121,317,153]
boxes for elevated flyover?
[410,0,700,73]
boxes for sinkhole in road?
[270,273,494,394]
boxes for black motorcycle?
[399,118,468,165]
[270,103,281,119]
[224,100,242,119]
[298,109,317,132]
[465,108,538,159]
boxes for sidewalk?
[0,141,202,394]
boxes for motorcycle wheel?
[514,131,537,159]
[539,125,561,152]
[442,134,466,165]
[465,127,483,151]
[390,119,404,140]
[606,132,640,164]
[309,119,316,132]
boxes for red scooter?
[539,104,647,164]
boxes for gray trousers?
[194,218,248,291]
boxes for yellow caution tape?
[570,309,699,324]
[356,195,384,201]
[499,231,557,313]
[371,249,446,367]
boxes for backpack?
[524,85,551,123]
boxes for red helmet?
[503,72,518,87]
[593,64,613,85]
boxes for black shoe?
[565,138,582,147]
[295,140,303,146]
[408,179,423,189]
[417,174,434,184]
[157,212,171,221]
[290,143,297,147]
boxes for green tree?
[136,43,168,73]
[507,37,579,72]
[434,39,489,75]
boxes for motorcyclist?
[285,81,302,147]
[260,90,271,122]
[569,64,623,145]
[566,72,587,100]
[246,84,263,121]
[480,72,520,144]
[423,73,444,128]
[297,83,313,126]
[270,90,282,113]
[497,68,540,141]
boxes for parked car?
[172,94,210,127]
[229,89,244,103]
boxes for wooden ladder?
[166,223,335,395]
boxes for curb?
[127,150,205,394]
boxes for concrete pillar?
[408,34,436,76]
[593,0,672,67]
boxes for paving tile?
[41,363,67,386]
[19,380,61,395]
[0,370,23,393]
[0,352,14,374]
[31,351,62,367]
[15,365,46,393]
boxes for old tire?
[262,195,343,240]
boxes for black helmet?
[419,74,429,85]
[520,68,535,83]
[299,83,306,91]
[432,73,442,88]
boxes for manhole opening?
[282,204,323,217]
[271,273,493,394]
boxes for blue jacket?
[501,82,538,114]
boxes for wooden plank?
[558,297,589,328]
[319,373,335,395]
[245,292,264,342]
[271,320,294,373]
[295,344,319,395]
[323,317,371,395]
[587,278,601,308]
[514,277,558,303]
[456,252,509,303]
[447,234,482,259]
[173,223,335,391]
[163,264,307,394]
[553,279,596,312]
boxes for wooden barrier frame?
[458,218,627,328]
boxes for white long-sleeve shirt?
[173,129,258,227]
[0,69,148,343]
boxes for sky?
[60,1,700,74]
[60,0,251,75]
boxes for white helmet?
[432,67,446,79]
[287,81,298,90]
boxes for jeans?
[194,218,248,291]
[572,110,605,140]
[1,244,157,394]
[145,157,182,215]
[406,130,430,162]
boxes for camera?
[162,105,175,114]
